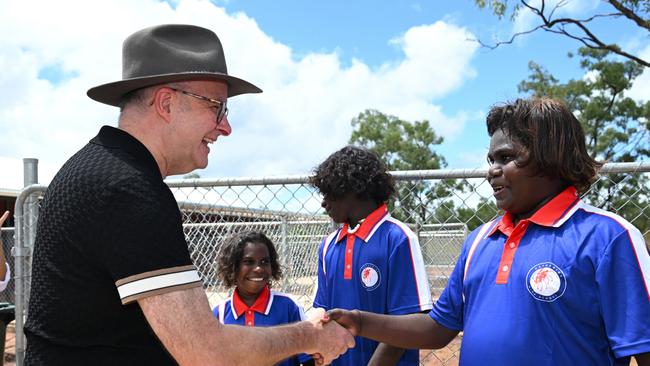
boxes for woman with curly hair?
[325,98,650,366]
[213,231,314,366]
[311,146,432,366]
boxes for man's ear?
[152,87,174,123]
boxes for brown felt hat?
[87,24,262,106]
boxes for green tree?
[456,198,500,231]
[349,109,469,225]
[520,49,649,161]
[518,48,650,234]
[183,172,201,179]
[474,0,650,67]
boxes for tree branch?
[547,16,650,67]
[608,0,650,31]
[474,0,650,68]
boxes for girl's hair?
[486,97,602,193]
[216,231,283,288]
[310,145,395,203]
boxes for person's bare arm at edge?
[0,211,9,281]
[327,309,458,350]
[368,309,435,365]
[636,352,650,366]
[367,343,406,366]
[139,287,355,366]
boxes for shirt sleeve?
[428,227,481,331]
[313,236,329,309]
[596,226,650,358]
[386,228,433,315]
[97,175,202,305]
[288,298,307,322]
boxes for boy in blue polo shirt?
[213,231,314,366]
[311,146,433,366]
[325,98,650,366]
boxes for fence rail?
[12,162,650,365]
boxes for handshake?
[306,308,362,365]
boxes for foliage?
[520,48,649,161]
[350,110,444,171]
[518,47,650,233]
[435,196,500,231]
[349,110,467,224]
[183,172,201,179]
[474,0,650,67]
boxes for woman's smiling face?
[235,242,272,299]
[487,129,564,220]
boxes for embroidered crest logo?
[359,263,381,291]
[526,262,567,302]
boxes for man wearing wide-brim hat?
[24,24,353,366]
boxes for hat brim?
[87,72,262,106]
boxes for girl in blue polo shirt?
[310,146,433,366]
[213,231,314,366]
[323,98,650,366]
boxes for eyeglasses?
[169,87,228,124]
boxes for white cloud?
[0,157,60,188]
[0,0,479,189]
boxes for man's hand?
[306,309,325,365]
[325,308,362,336]
[308,308,355,364]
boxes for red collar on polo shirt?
[488,186,580,284]
[335,203,389,280]
[232,285,271,319]
[336,203,389,243]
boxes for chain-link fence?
[12,162,650,365]
[0,228,15,304]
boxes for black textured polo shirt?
[25,126,202,365]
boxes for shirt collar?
[336,203,389,243]
[490,186,580,236]
[90,125,162,180]
[231,285,271,318]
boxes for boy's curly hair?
[486,97,602,193]
[310,145,395,203]
[217,231,283,288]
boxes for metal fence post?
[23,159,38,189]
[23,159,38,253]
[280,215,288,292]
[15,159,40,366]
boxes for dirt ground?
[3,322,15,366]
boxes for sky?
[0,0,648,189]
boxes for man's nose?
[218,116,232,136]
